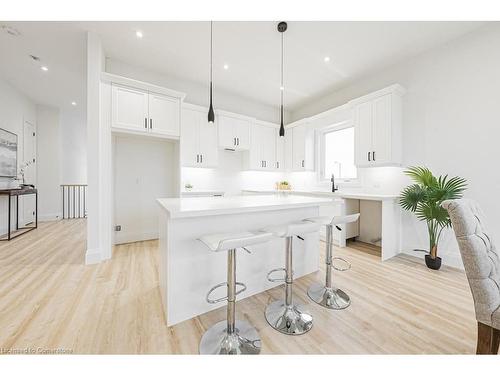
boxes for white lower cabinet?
[350,84,405,167]
[181,105,218,168]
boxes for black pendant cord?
[208,21,215,123]
[278,22,287,137]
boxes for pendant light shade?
[278,21,287,137]
[208,21,215,123]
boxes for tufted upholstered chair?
[442,199,500,354]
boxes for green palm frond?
[399,184,427,212]
[404,166,437,187]
[399,166,467,253]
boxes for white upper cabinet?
[275,129,285,170]
[112,85,149,132]
[181,104,218,168]
[109,76,184,139]
[245,121,277,170]
[217,112,251,151]
[350,84,405,167]
[148,93,180,137]
[289,122,315,171]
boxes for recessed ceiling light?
[71,101,77,106]
[135,30,143,39]
[324,56,330,63]
[223,64,229,70]
[41,66,48,72]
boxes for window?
[320,123,357,182]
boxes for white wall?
[0,78,37,236]
[36,105,61,220]
[60,110,87,184]
[113,135,177,244]
[290,23,500,268]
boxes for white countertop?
[157,194,333,218]
[241,189,399,201]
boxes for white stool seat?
[199,231,273,252]
[304,213,360,226]
[262,221,320,238]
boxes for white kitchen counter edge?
[157,195,334,219]
[241,190,399,201]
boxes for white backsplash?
[182,150,407,197]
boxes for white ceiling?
[0,21,485,117]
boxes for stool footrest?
[331,257,351,272]
[206,281,247,304]
[266,267,292,283]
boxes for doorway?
[22,120,36,225]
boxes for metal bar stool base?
[264,300,313,335]
[199,320,261,355]
[307,283,351,310]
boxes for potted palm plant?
[399,166,467,270]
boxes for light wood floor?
[0,219,476,354]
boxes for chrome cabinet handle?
[149,118,152,129]
[373,151,375,161]
[368,152,371,162]
[196,154,199,163]
[200,154,203,163]
[144,118,147,129]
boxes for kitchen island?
[157,194,332,326]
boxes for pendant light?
[278,21,287,137]
[207,21,215,123]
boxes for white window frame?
[317,120,360,186]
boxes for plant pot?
[425,254,442,270]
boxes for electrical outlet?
[115,225,121,232]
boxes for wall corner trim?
[85,248,101,265]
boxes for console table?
[0,187,38,241]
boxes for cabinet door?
[149,93,180,136]
[371,94,392,165]
[218,115,237,149]
[262,126,276,169]
[248,124,265,170]
[276,130,285,170]
[354,101,373,167]
[198,115,218,167]
[284,130,293,170]
[180,107,200,167]
[292,126,306,170]
[112,84,149,132]
[235,118,250,150]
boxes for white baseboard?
[38,213,62,222]
[400,249,464,270]
[85,248,101,265]
[114,231,158,245]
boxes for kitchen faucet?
[331,173,338,193]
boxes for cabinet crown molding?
[348,84,406,106]
[101,72,187,100]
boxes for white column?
[86,32,112,264]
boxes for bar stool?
[304,213,360,310]
[262,221,320,335]
[198,231,273,355]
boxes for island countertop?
[157,194,333,218]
